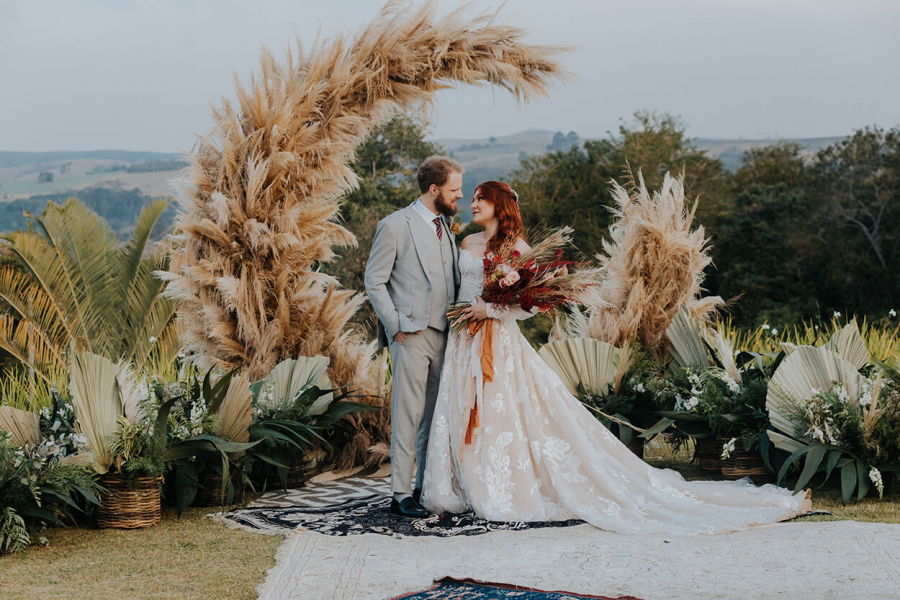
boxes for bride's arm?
[485,302,537,321]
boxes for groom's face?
[433,171,463,218]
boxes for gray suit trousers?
[388,326,447,496]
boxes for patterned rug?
[223,494,584,537]
[248,475,392,509]
[388,579,644,600]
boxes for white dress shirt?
[413,198,442,229]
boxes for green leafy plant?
[766,338,900,503]
[246,357,378,490]
[0,429,102,553]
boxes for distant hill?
[0,151,186,201]
[0,150,181,170]
[692,136,844,171]
[0,133,847,227]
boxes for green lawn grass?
[0,505,282,600]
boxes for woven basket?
[194,469,244,507]
[693,437,722,473]
[626,437,645,460]
[286,455,306,489]
[97,474,162,529]
[720,441,774,485]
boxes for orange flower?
[451,221,461,235]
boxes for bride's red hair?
[477,181,525,254]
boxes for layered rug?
[213,476,900,600]
[256,520,900,600]
[389,578,643,600]
[218,476,583,537]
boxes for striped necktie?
[433,216,442,241]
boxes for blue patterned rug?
[389,578,644,600]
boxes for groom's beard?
[434,191,458,218]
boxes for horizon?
[0,130,854,156]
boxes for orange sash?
[464,318,494,446]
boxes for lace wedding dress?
[421,249,811,535]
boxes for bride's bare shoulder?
[514,237,531,253]
[461,232,486,251]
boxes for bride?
[420,180,812,535]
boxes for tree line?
[327,112,900,338]
[510,112,900,328]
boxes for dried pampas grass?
[558,171,723,360]
[160,1,567,467]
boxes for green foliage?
[0,429,102,553]
[0,197,180,387]
[126,160,188,173]
[247,379,377,491]
[578,352,666,444]
[510,111,726,260]
[508,115,900,330]
[710,183,815,325]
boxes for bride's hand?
[464,295,489,321]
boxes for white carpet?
[257,520,900,600]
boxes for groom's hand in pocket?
[393,331,419,344]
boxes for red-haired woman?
[419,181,812,535]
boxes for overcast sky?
[1,0,898,152]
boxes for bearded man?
[364,155,463,518]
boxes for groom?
[365,155,463,518]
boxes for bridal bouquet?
[447,227,602,333]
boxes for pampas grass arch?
[160,1,568,466]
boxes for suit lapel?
[405,203,435,285]
[443,215,460,289]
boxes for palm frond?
[0,405,40,446]
[216,372,252,443]
[538,337,621,397]
[70,352,125,473]
[766,345,863,438]
[824,320,869,370]
[666,306,712,370]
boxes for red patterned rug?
[388,578,644,600]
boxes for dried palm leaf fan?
[258,356,333,415]
[666,306,713,370]
[766,345,864,447]
[159,1,568,467]
[824,321,870,369]
[70,351,126,474]
[215,372,253,444]
[0,405,40,447]
[780,321,869,371]
[538,337,621,397]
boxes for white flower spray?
[869,467,884,499]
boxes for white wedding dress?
[421,249,811,535]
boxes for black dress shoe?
[412,487,422,503]
[390,496,429,518]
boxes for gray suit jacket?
[364,202,460,349]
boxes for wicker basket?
[97,474,162,529]
[693,437,722,473]
[285,455,306,489]
[626,437,645,460]
[194,469,244,507]
[720,441,774,485]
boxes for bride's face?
[470,189,496,227]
